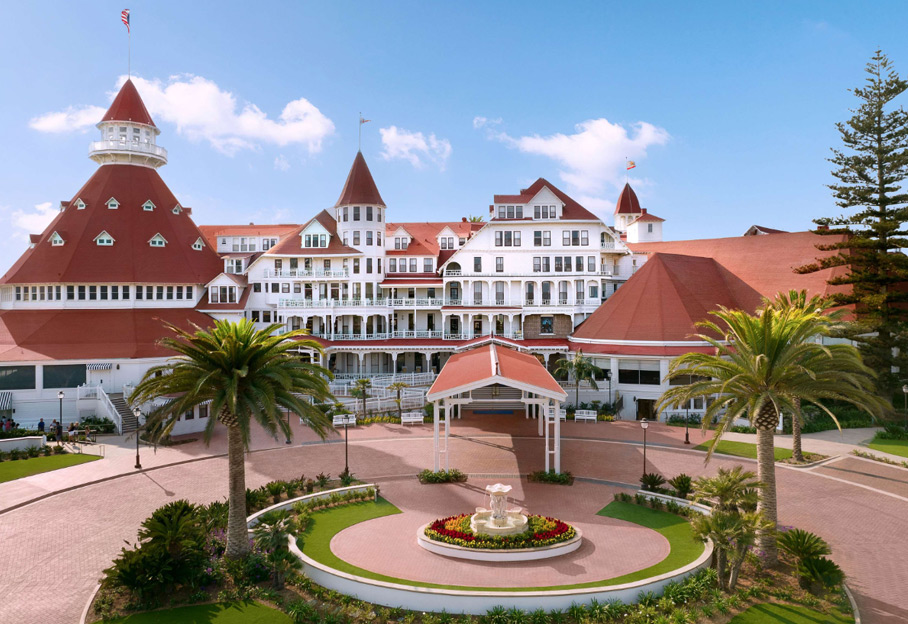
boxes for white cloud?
[274,154,290,172]
[379,126,452,170]
[29,75,335,156]
[472,116,501,129]
[484,118,669,213]
[11,202,57,241]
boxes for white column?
[544,399,551,472]
[433,400,440,471]
[357,352,365,376]
[554,400,562,473]
[538,403,543,435]
[444,402,450,471]
[391,352,398,377]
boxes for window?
[376,207,382,222]
[590,284,599,299]
[474,257,482,272]
[581,231,589,245]
[43,364,86,389]
[618,360,661,385]
[588,256,596,272]
[376,232,382,246]
[473,282,483,304]
[533,257,541,272]
[156,286,164,300]
[534,231,542,246]
[440,236,454,249]
[516,206,523,218]
[542,257,550,271]
[50,232,64,246]
[366,206,373,221]
[389,259,396,272]
[135,286,142,300]
[353,206,361,221]
[107,197,119,210]
[149,234,167,247]
[514,231,521,246]
[100,285,108,300]
[366,258,373,273]
[496,257,503,272]
[0,365,35,390]
[395,237,408,250]
[75,198,86,210]
[495,231,503,246]
[366,231,373,246]
[353,259,360,274]
[173,204,182,214]
[142,200,155,211]
[525,282,535,303]
[123,285,130,299]
[555,257,563,272]
[648,223,654,233]
[89,285,97,300]
[563,231,571,246]
[281,283,289,293]
[199,404,209,419]
[409,259,417,272]
[398,259,407,272]
[343,206,348,222]
[497,205,506,219]
[540,316,554,334]
[495,282,505,303]
[95,231,114,246]
[424,258,433,272]
[353,231,361,245]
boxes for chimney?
[489,204,494,215]
[462,217,467,222]
[641,208,647,215]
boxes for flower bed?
[424,513,576,550]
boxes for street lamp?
[640,418,649,476]
[56,391,64,446]
[684,406,691,445]
[343,415,350,475]
[133,406,142,470]
[902,385,908,428]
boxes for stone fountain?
[470,483,528,536]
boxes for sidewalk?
[718,426,908,464]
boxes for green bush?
[265,480,286,504]
[245,487,269,514]
[316,472,330,487]
[878,423,908,440]
[339,468,356,486]
[668,474,693,499]
[527,469,574,485]
[640,472,667,492]
[778,528,831,563]
[418,468,467,484]
[798,557,844,591]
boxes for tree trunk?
[225,423,250,558]
[755,426,779,566]
[791,397,804,463]
[715,547,728,591]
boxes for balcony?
[289,329,524,342]
[264,269,349,279]
[88,139,168,167]
[277,297,600,310]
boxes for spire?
[335,151,385,207]
[100,79,157,129]
[615,182,641,215]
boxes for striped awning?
[86,363,113,371]
[0,392,12,411]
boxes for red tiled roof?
[1,165,223,285]
[197,224,298,248]
[427,343,565,399]
[266,210,360,257]
[570,343,717,356]
[196,286,251,311]
[385,221,479,257]
[0,308,214,362]
[615,183,641,215]
[628,210,665,224]
[335,151,385,207]
[380,275,443,286]
[744,225,788,236]
[493,179,598,221]
[573,231,850,345]
[28,234,40,245]
[101,79,156,128]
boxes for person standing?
[37,418,45,433]
[55,419,63,446]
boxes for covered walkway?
[426,341,567,472]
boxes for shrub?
[640,472,666,492]
[418,468,467,484]
[668,474,693,499]
[42,446,52,457]
[265,480,286,504]
[245,487,269,515]
[339,468,356,486]
[52,445,67,455]
[200,499,229,532]
[9,448,22,460]
[305,479,316,493]
[878,423,908,440]
[778,528,831,563]
[527,470,574,485]
[287,600,321,624]
[25,446,40,458]
[316,472,330,487]
[798,556,844,591]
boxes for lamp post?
[285,410,291,444]
[57,391,64,446]
[903,385,908,428]
[343,416,350,475]
[640,418,649,477]
[684,406,691,445]
[133,407,142,470]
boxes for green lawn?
[106,601,292,623]
[694,440,792,461]
[0,453,100,483]
[868,435,908,458]
[729,603,853,623]
[297,498,703,591]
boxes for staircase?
[108,392,138,433]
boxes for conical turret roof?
[335,151,385,207]
[615,183,641,214]
[100,79,156,128]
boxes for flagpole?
[358,112,362,152]
[625,157,628,184]
[128,29,131,78]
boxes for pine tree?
[799,50,908,393]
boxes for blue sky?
[1,1,907,272]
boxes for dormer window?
[192,237,204,251]
[74,198,86,210]
[439,236,455,250]
[149,233,168,247]
[303,234,327,248]
[143,200,156,212]
[172,204,182,215]
[533,205,558,219]
[49,231,64,246]
[94,231,115,246]
[107,198,119,210]
[394,236,409,250]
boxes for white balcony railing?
[278,296,599,310]
[264,269,349,279]
[88,140,168,160]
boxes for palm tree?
[554,350,604,407]
[130,319,333,559]
[388,381,410,419]
[657,303,885,564]
[352,378,372,418]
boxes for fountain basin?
[470,508,528,536]
[417,522,583,562]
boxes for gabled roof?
[266,210,360,256]
[100,79,157,128]
[335,151,385,207]
[493,178,598,221]
[1,165,223,285]
[385,221,480,258]
[195,286,252,312]
[197,224,299,248]
[615,183,641,215]
[427,343,566,401]
[0,308,213,361]
[744,225,788,236]
[628,210,665,224]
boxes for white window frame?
[50,231,64,246]
[142,200,156,212]
[94,231,115,246]
[149,233,168,247]
[192,237,204,251]
[106,197,119,210]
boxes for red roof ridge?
[101,79,156,128]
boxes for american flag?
[121,9,130,33]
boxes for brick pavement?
[0,418,904,623]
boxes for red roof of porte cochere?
[571,231,850,347]
[267,210,361,257]
[101,79,157,128]
[615,183,642,215]
[428,343,566,399]
[492,178,599,221]
[1,165,224,285]
[0,308,214,362]
[335,151,385,207]
[197,224,299,248]
[385,221,480,258]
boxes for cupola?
[89,79,167,169]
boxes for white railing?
[97,386,123,434]
[89,140,167,160]
[263,269,349,279]
[122,382,136,400]
[329,372,437,388]
[76,384,99,400]
[443,270,602,278]
[601,241,616,249]
[339,394,426,414]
